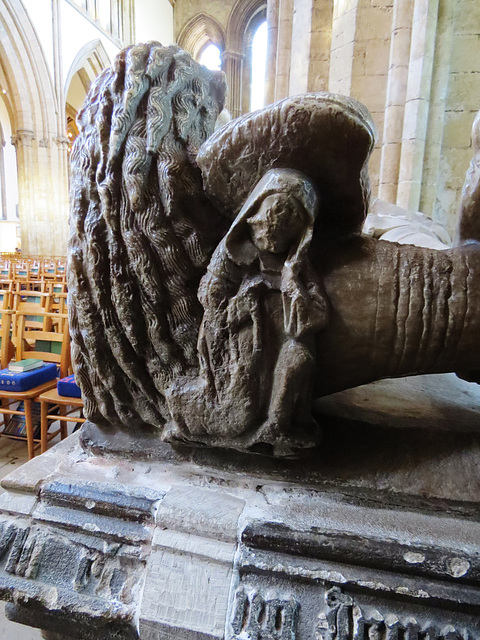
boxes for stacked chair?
[0,254,84,460]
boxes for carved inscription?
[316,588,477,640]
[0,519,131,603]
[0,523,41,579]
[230,584,299,640]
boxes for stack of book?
[8,358,44,373]
[3,401,42,439]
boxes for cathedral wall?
[0,0,174,256]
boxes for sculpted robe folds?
[165,170,327,454]
[67,42,480,456]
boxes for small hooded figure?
[165,169,328,454]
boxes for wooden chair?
[0,288,12,312]
[11,292,55,341]
[38,384,84,454]
[0,309,69,459]
[0,301,14,367]
[14,279,45,293]
[0,259,12,282]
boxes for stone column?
[379,0,415,204]
[274,0,294,100]
[11,130,36,255]
[0,136,6,220]
[222,51,244,119]
[11,130,69,257]
[328,0,357,95]
[289,0,313,94]
[288,0,332,95]
[52,0,66,137]
[265,0,295,104]
[396,0,439,211]
[306,0,333,92]
[264,0,279,105]
[417,0,455,223]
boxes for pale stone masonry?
[2,0,479,254]
[176,0,480,236]
[261,0,480,235]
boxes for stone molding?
[1,431,480,638]
[53,135,70,148]
[10,129,35,148]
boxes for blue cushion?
[57,374,82,398]
[0,363,58,392]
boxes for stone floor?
[0,429,70,639]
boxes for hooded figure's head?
[224,169,319,273]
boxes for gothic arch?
[226,0,266,53]
[223,0,267,118]
[177,13,226,60]
[0,0,57,139]
[0,0,69,255]
[64,39,111,96]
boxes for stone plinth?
[0,417,480,639]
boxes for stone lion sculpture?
[68,42,480,456]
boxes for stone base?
[0,421,479,639]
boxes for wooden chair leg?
[40,400,48,454]
[24,398,34,461]
[59,404,67,440]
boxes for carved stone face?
[247,193,304,254]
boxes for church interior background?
[0,1,479,637]
[0,0,479,257]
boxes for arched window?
[177,13,226,62]
[225,0,267,117]
[199,43,222,71]
[250,20,267,111]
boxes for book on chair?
[8,358,44,372]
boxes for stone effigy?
[0,42,480,640]
[68,42,480,455]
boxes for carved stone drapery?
[66,43,480,455]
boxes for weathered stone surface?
[67,42,480,457]
[18,39,479,639]
[314,373,480,433]
[0,433,480,638]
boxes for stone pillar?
[222,51,244,119]
[11,130,69,257]
[264,0,279,105]
[328,0,357,95]
[289,0,313,94]
[0,136,7,220]
[418,0,455,223]
[307,0,333,92]
[265,0,294,104]
[347,0,393,197]
[379,0,415,204]
[52,0,66,137]
[396,0,439,211]
[11,130,36,255]
[421,0,480,234]
[288,0,332,95]
[275,0,294,100]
